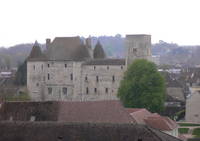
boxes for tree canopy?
[117,59,165,113]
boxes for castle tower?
[93,41,106,59]
[125,34,152,66]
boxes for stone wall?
[186,92,200,123]
[27,61,45,101]
[125,35,152,65]
[81,64,125,101]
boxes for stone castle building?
[27,34,152,101]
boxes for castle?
[27,34,152,101]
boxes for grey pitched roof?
[93,41,106,59]
[83,59,125,65]
[0,122,182,141]
[46,37,91,61]
[27,41,46,61]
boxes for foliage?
[193,128,200,137]
[117,59,165,113]
[5,91,30,101]
[14,60,27,86]
[178,128,189,134]
[178,123,200,127]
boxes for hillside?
[0,36,200,68]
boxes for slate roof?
[0,122,182,141]
[127,108,178,131]
[27,41,46,61]
[83,58,125,65]
[46,37,91,61]
[166,87,185,102]
[0,101,134,124]
[93,41,106,59]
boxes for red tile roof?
[0,101,135,124]
[58,100,135,124]
[126,108,178,131]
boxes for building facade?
[27,34,152,101]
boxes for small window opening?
[41,64,43,70]
[62,87,67,95]
[70,73,73,80]
[48,73,50,80]
[33,65,35,70]
[112,75,115,82]
[48,64,50,68]
[121,66,123,69]
[65,64,67,68]
[85,75,88,81]
[96,76,99,82]
[94,66,96,70]
[107,66,109,70]
[94,88,97,93]
[48,87,52,95]
[86,87,89,94]
[105,88,108,93]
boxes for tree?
[117,59,165,113]
[14,60,27,86]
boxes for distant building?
[126,108,179,138]
[27,35,152,101]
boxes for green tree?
[117,59,165,113]
[14,60,27,86]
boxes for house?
[126,108,179,137]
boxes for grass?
[5,91,30,101]
[178,128,189,134]
[178,123,200,127]
[193,128,200,138]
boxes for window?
[94,88,97,93]
[48,87,52,95]
[30,116,36,121]
[48,73,50,80]
[85,75,88,81]
[65,64,67,68]
[86,87,89,94]
[48,64,50,68]
[94,66,96,70]
[105,88,108,93]
[121,66,123,69]
[41,64,43,70]
[96,76,99,82]
[107,66,109,70]
[33,65,35,70]
[70,73,73,80]
[112,75,115,82]
[62,87,67,95]
[36,83,39,87]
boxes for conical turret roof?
[28,41,46,61]
[93,41,106,59]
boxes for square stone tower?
[125,34,152,66]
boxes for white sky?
[0,0,200,47]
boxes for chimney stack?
[46,38,51,50]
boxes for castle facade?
[27,35,152,101]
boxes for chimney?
[86,37,92,48]
[46,38,51,50]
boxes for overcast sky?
[0,0,200,47]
